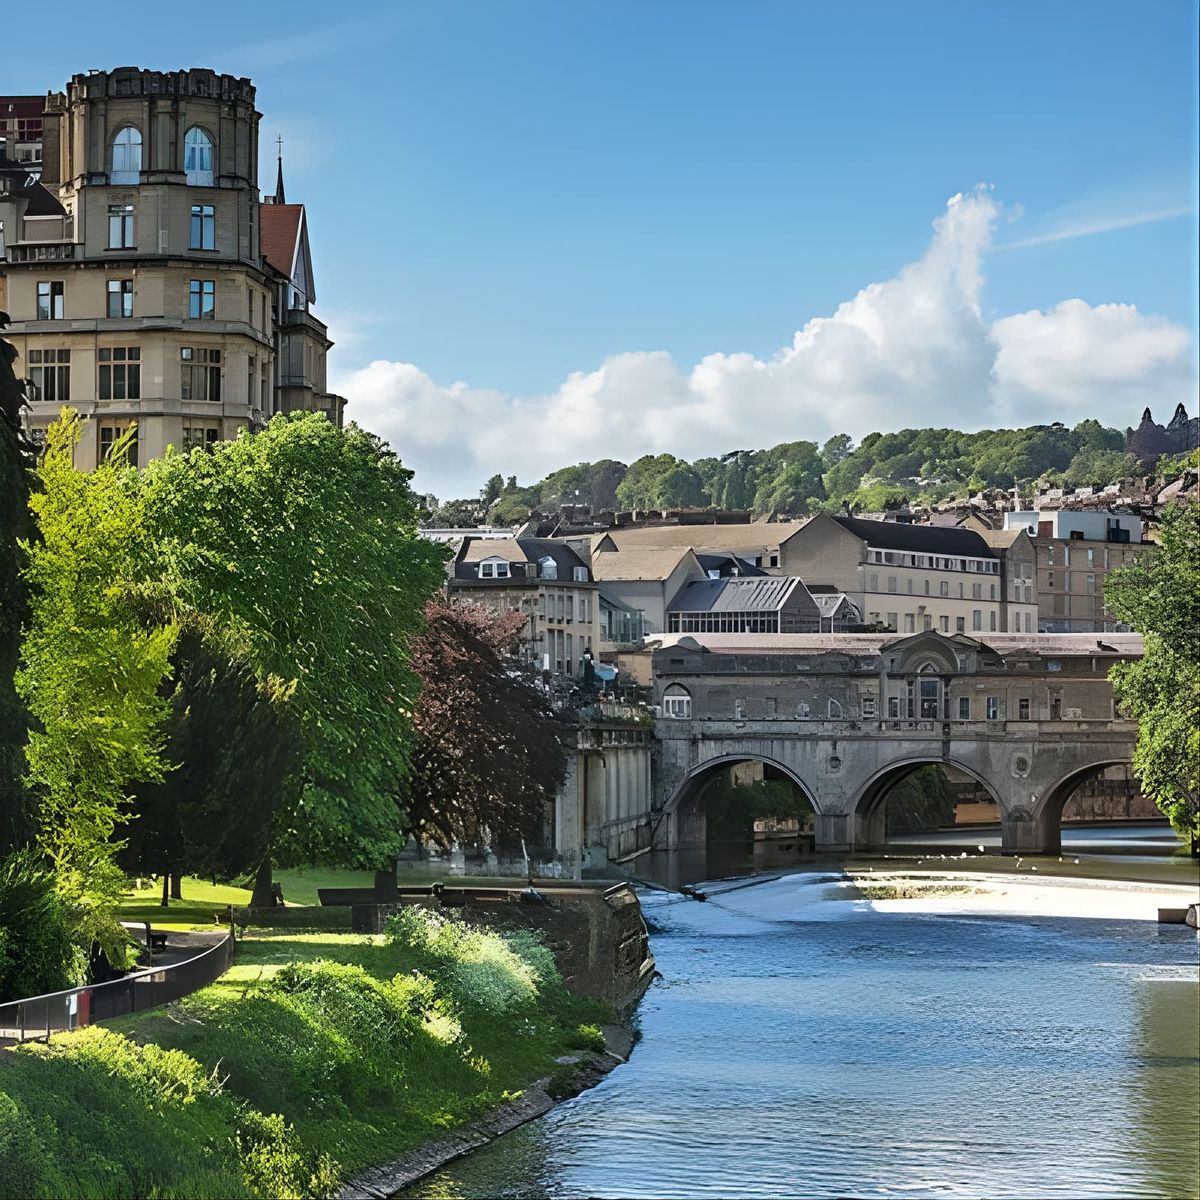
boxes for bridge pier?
[1000,810,1061,856]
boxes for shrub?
[0,847,87,1001]
[236,1110,340,1200]
[385,907,554,1016]
[569,1023,606,1053]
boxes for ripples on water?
[403,873,1200,1200]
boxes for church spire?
[273,135,286,204]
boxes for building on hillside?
[449,536,601,679]
[996,509,1145,632]
[666,576,820,634]
[807,587,864,632]
[783,513,1039,635]
[586,545,706,635]
[0,67,345,467]
[584,519,811,574]
[0,97,44,173]
[420,525,516,545]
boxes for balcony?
[7,242,79,263]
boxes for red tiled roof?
[259,203,302,278]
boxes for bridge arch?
[663,752,823,817]
[1026,758,1135,855]
[657,751,822,867]
[848,756,1005,852]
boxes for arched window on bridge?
[662,684,692,719]
[917,662,944,720]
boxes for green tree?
[615,453,687,509]
[139,415,448,887]
[658,464,708,508]
[1,326,35,854]
[427,498,481,528]
[820,434,854,468]
[1106,503,1200,853]
[752,441,826,515]
[18,414,176,959]
[480,473,504,506]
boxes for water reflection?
[403,873,1200,1200]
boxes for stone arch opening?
[851,757,1004,852]
[1033,758,1139,855]
[662,754,821,874]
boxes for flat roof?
[648,632,1144,657]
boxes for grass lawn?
[2,914,610,1198]
[118,868,377,930]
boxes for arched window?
[539,555,558,580]
[110,126,142,184]
[662,684,691,720]
[184,127,214,186]
[917,663,944,719]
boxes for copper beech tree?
[403,599,570,853]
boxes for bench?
[120,921,168,952]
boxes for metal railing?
[0,931,234,1043]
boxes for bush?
[384,907,559,1016]
[569,1023,607,1053]
[236,1110,339,1200]
[0,848,87,1002]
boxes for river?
[403,865,1200,1200]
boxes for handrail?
[0,932,234,1042]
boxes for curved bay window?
[111,126,142,184]
[184,127,214,186]
[917,663,944,720]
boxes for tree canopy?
[1106,502,1200,851]
[450,418,1144,525]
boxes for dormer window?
[184,127,214,186]
[539,556,558,580]
[110,126,142,184]
[573,566,588,582]
[479,558,510,579]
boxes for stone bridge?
[655,715,1138,854]
[649,630,1143,856]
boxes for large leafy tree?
[18,414,176,955]
[1106,502,1200,853]
[0,325,35,853]
[404,600,569,850]
[139,415,448,882]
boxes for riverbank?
[0,910,615,1198]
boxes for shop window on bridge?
[1018,698,1030,720]
[861,696,877,718]
[986,696,1000,720]
[662,685,691,719]
[958,696,970,719]
[828,699,843,718]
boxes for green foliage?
[705,778,814,840]
[0,334,34,856]
[235,1111,340,1200]
[18,413,175,961]
[882,766,955,834]
[139,415,448,868]
[569,1022,607,1053]
[0,848,87,1002]
[0,920,606,1195]
[1106,503,1200,848]
[385,906,558,1016]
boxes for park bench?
[120,921,168,952]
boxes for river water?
[405,869,1200,1200]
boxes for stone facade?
[648,630,1140,855]
[0,67,343,467]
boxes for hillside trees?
[1106,502,1200,853]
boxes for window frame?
[190,204,216,251]
[183,126,215,186]
[110,125,142,184]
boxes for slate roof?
[830,515,997,558]
[591,520,808,554]
[453,535,592,582]
[668,576,807,614]
[812,593,858,618]
[589,546,697,582]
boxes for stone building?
[1126,404,1198,467]
[998,509,1144,633]
[782,513,1039,636]
[0,67,344,468]
[449,535,602,679]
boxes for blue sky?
[14,0,1200,496]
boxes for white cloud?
[999,206,1194,250]
[332,186,1197,499]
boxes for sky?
[12,0,1200,498]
